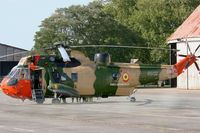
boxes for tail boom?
[174,55,197,75]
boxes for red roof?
[167,5,200,41]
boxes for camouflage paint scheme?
[34,50,178,98]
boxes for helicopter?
[0,43,199,104]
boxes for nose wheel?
[52,92,61,104]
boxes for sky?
[0,0,93,50]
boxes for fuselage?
[0,51,195,101]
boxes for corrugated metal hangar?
[0,43,27,61]
[168,5,200,89]
[0,43,28,81]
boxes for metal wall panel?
[0,44,27,61]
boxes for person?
[33,73,40,89]
[39,75,42,88]
[20,73,25,79]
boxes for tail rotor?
[178,41,200,73]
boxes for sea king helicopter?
[0,43,200,104]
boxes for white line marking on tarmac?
[84,108,200,120]
[12,128,35,132]
[0,125,5,128]
[135,113,200,120]
[0,125,35,132]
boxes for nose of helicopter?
[0,77,19,98]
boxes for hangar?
[0,43,28,81]
[168,5,200,89]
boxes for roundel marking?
[122,73,129,82]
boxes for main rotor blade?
[194,45,200,55]
[0,51,28,59]
[178,54,187,57]
[58,45,71,62]
[70,45,179,51]
[194,62,200,71]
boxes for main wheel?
[130,97,136,102]
[36,99,44,104]
[62,98,67,104]
[52,98,61,104]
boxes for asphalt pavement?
[0,88,200,133]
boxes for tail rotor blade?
[194,62,200,72]
[178,54,187,57]
[194,45,200,55]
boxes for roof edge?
[167,37,200,44]
[0,43,28,51]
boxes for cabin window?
[112,73,120,81]
[60,73,67,81]
[52,71,61,83]
[49,56,55,62]
[71,73,78,82]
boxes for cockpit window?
[8,67,20,79]
[7,66,30,80]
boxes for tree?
[34,1,147,62]
[104,0,200,63]
[103,0,137,25]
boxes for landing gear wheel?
[130,97,136,102]
[52,98,61,104]
[62,98,67,104]
[36,99,44,104]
